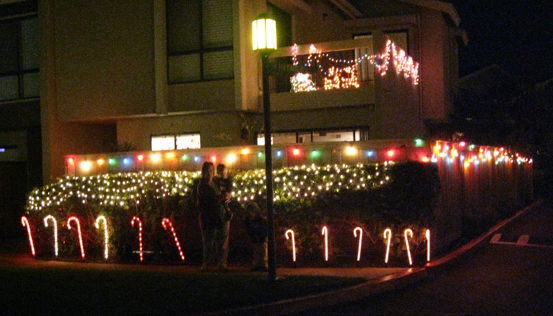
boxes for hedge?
[23,162,439,266]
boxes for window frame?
[257,126,370,145]
[166,0,234,84]
[151,132,202,151]
[0,14,39,102]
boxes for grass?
[0,262,364,314]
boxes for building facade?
[0,0,41,238]
[40,0,465,181]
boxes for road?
[307,203,553,315]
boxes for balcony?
[269,38,376,112]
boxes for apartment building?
[0,0,41,238]
[40,0,465,181]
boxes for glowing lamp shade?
[252,15,277,51]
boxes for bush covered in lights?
[24,162,438,266]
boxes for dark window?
[0,16,39,101]
[167,0,234,84]
[267,3,292,48]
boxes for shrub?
[24,162,439,266]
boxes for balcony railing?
[268,38,377,111]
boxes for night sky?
[451,0,553,83]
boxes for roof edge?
[398,0,461,26]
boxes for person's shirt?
[214,176,233,195]
[245,215,268,243]
[197,179,224,228]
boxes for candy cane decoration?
[425,229,431,262]
[285,229,296,262]
[21,216,36,256]
[95,216,109,260]
[321,226,329,262]
[162,218,185,261]
[131,216,143,262]
[67,216,85,259]
[43,215,58,257]
[404,228,414,266]
[383,228,392,264]
[353,227,363,262]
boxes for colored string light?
[353,227,363,262]
[21,216,36,256]
[67,216,85,259]
[95,216,109,260]
[131,216,143,262]
[161,218,185,261]
[383,228,392,264]
[289,38,420,92]
[43,215,58,257]
[285,229,296,262]
[404,228,414,266]
[321,226,329,262]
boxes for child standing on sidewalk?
[244,202,268,271]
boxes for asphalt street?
[307,203,553,315]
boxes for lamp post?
[252,13,277,283]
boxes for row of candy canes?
[20,215,185,262]
[22,215,429,266]
[286,227,431,266]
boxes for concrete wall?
[117,112,247,150]
[419,8,449,122]
[41,0,119,181]
[291,1,350,43]
[169,80,236,112]
[53,0,156,120]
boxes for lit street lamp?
[252,13,277,283]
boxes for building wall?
[117,111,246,150]
[39,0,461,180]
[53,0,156,120]
[291,1,350,43]
[41,0,119,181]
[419,8,449,122]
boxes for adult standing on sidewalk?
[214,164,233,271]
[197,162,227,272]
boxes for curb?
[212,201,541,315]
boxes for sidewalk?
[0,253,404,281]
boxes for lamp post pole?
[261,52,276,283]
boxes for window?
[353,34,374,83]
[257,128,369,145]
[267,3,292,48]
[176,134,201,149]
[0,16,39,101]
[167,0,234,84]
[384,30,408,52]
[151,133,201,151]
